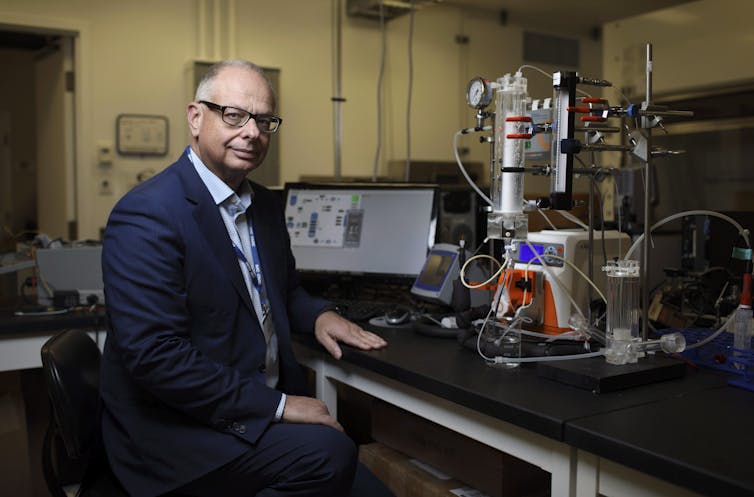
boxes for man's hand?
[282,395,342,431]
[314,311,387,360]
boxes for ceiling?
[0,1,697,50]
[442,0,696,36]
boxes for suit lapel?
[249,192,281,313]
[177,156,255,314]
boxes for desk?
[0,308,106,371]
[293,326,753,497]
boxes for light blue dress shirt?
[188,146,286,421]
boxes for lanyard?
[232,228,271,321]
[233,243,260,287]
[187,145,272,327]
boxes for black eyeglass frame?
[199,100,282,133]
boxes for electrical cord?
[404,0,415,181]
[371,0,387,182]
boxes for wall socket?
[99,178,113,196]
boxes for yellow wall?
[0,0,601,239]
[603,0,754,95]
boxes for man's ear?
[187,102,202,137]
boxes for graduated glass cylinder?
[488,72,528,241]
[603,260,641,365]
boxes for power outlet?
[99,178,113,196]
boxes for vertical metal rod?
[332,0,343,180]
[587,165,595,323]
[641,43,653,341]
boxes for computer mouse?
[384,307,411,326]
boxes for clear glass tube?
[733,305,753,370]
[603,260,641,364]
[488,72,528,241]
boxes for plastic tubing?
[685,313,734,350]
[473,254,602,364]
[460,253,505,289]
[557,210,589,230]
[525,252,607,303]
[625,209,751,260]
[535,208,558,230]
[454,128,494,207]
[488,350,604,364]
[487,321,584,341]
[524,241,586,318]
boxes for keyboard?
[335,300,390,322]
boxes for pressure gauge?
[466,77,492,109]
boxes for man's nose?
[239,118,261,139]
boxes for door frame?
[0,12,90,239]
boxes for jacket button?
[232,422,246,434]
[258,364,266,373]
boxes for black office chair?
[41,328,128,497]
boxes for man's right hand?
[282,395,343,432]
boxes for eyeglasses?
[199,100,282,133]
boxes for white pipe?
[197,0,208,60]
[227,0,236,57]
[213,0,222,60]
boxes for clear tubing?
[686,314,734,350]
[454,128,494,206]
[489,350,604,364]
[604,260,641,365]
[524,241,586,319]
[488,322,586,341]
[625,210,751,260]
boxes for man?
[101,59,390,497]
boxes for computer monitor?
[284,183,439,278]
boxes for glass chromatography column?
[603,260,641,365]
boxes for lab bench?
[293,325,754,497]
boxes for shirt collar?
[187,146,253,209]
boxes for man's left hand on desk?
[314,311,388,360]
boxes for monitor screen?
[284,183,439,278]
[411,243,460,305]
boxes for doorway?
[0,28,77,249]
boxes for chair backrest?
[41,329,102,460]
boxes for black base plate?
[537,354,686,393]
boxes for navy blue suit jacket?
[100,151,331,497]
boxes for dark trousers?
[172,423,393,497]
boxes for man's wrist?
[317,304,342,319]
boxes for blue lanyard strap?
[232,238,270,320]
[232,243,259,287]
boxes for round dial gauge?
[466,77,492,109]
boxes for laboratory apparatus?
[603,260,641,365]
[732,272,753,368]
[456,44,701,365]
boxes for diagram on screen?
[286,192,363,248]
